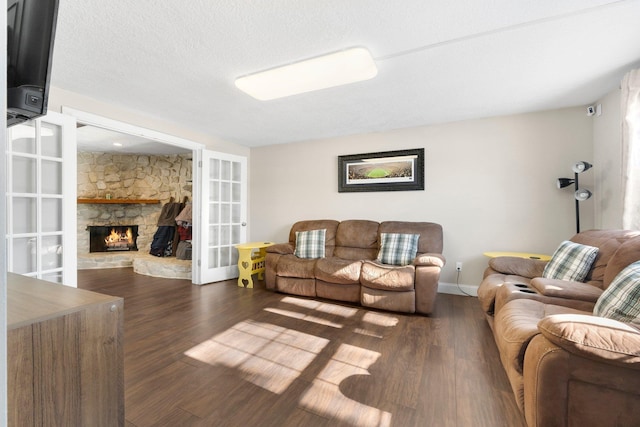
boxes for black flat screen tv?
[7,0,59,127]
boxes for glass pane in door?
[12,157,36,193]
[41,159,62,194]
[12,197,37,234]
[41,235,63,270]
[10,123,36,154]
[12,237,37,274]
[41,122,62,157]
[42,198,62,232]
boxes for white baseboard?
[438,281,478,297]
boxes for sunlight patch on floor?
[352,328,383,338]
[184,319,329,394]
[281,296,359,317]
[184,303,397,423]
[299,343,392,427]
[353,311,400,338]
[264,307,344,328]
[363,312,399,327]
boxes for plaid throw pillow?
[542,240,599,282]
[593,261,640,324]
[376,233,420,266]
[294,229,326,259]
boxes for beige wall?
[593,88,623,229]
[250,107,594,288]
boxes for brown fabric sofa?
[477,230,640,426]
[265,219,445,314]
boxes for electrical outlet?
[456,261,463,272]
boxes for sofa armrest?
[529,278,602,303]
[413,253,445,268]
[488,256,547,278]
[538,314,640,368]
[266,243,294,255]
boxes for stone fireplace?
[77,152,192,278]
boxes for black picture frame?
[338,148,425,193]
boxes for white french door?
[6,112,77,286]
[196,150,247,284]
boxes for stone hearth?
[78,252,191,280]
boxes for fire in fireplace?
[88,225,139,253]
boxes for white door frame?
[197,150,248,284]
[61,107,205,283]
[6,112,77,286]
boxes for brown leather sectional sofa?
[477,229,640,427]
[265,219,445,314]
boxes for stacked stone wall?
[77,152,192,254]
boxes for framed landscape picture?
[338,148,425,192]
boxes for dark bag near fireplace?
[150,200,184,257]
[150,226,174,257]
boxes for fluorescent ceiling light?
[235,47,378,101]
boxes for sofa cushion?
[376,233,419,266]
[294,229,326,259]
[277,255,317,279]
[333,220,379,261]
[360,261,415,291]
[529,277,603,302]
[488,257,547,278]
[542,240,599,282]
[315,257,362,285]
[593,261,640,325]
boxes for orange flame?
[105,227,134,245]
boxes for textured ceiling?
[51,0,640,148]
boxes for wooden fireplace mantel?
[78,198,160,204]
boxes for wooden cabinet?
[7,273,124,426]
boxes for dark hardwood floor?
[77,268,526,427]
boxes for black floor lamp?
[557,161,593,234]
